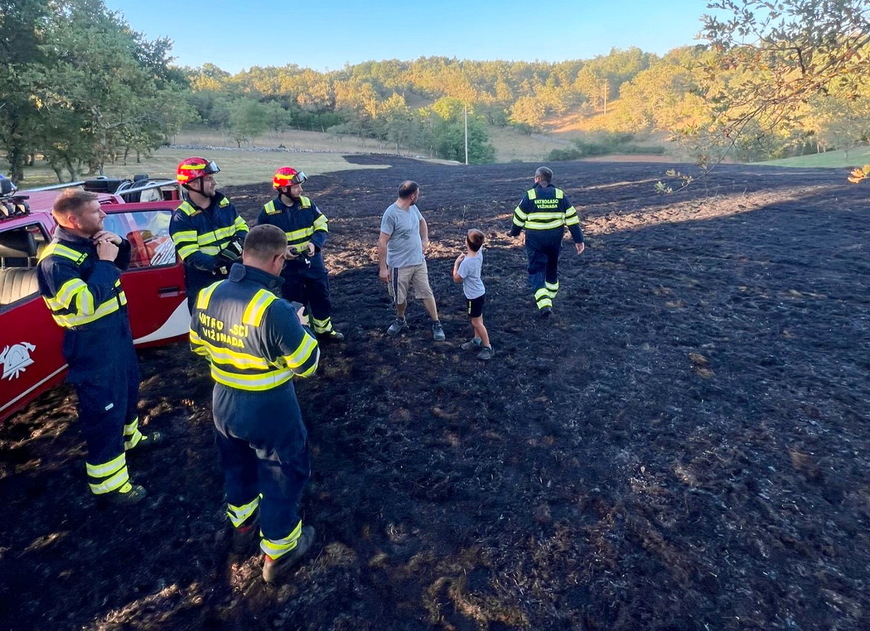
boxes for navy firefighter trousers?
[64,319,140,476]
[525,230,563,309]
[212,382,310,542]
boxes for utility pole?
[464,102,469,165]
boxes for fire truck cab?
[0,177,189,422]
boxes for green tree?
[227,98,268,147]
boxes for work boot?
[102,482,147,506]
[317,330,345,342]
[460,338,482,351]
[386,318,407,336]
[136,431,164,448]
[477,346,495,361]
[231,519,259,556]
[262,526,316,584]
[432,321,446,342]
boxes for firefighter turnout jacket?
[36,226,147,497]
[189,263,320,559]
[509,184,584,243]
[509,183,584,311]
[170,192,249,309]
[189,263,319,391]
[256,195,340,335]
[257,196,328,272]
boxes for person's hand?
[296,304,309,327]
[456,253,466,263]
[93,230,122,246]
[305,241,316,257]
[575,242,585,255]
[284,245,299,260]
[421,239,430,253]
[95,238,119,261]
[379,267,389,283]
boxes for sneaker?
[317,330,345,342]
[477,346,494,361]
[262,525,316,584]
[386,318,407,336]
[539,306,552,318]
[432,322,446,342]
[231,520,259,556]
[103,482,147,506]
[460,338,482,351]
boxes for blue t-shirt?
[380,203,424,269]
[457,250,485,299]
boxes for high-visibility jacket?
[170,192,248,304]
[256,196,329,271]
[509,184,584,243]
[37,226,131,330]
[189,264,319,392]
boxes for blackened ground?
[1,157,868,630]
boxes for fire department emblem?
[0,342,36,380]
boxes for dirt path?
[1,158,868,630]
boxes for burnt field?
[1,157,868,630]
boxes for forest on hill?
[1,0,868,182]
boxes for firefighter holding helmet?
[256,167,344,341]
[170,157,249,310]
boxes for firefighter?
[256,166,344,341]
[190,224,320,584]
[170,157,249,311]
[37,189,162,505]
[509,166,585,316]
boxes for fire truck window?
[103,210,175,269]
[0,223,48,308]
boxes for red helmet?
[273,166,307,189]
[177,157,220,185]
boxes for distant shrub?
[548,148,583,161]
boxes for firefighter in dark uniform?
[37,189,162,505]
[509,166,585,316]
[256,167,344,341]
[190,224,320,583]
[170,157,249,311]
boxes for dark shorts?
[466,294,485,318]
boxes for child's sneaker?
[460,338,482,351]
[477,346,494,361]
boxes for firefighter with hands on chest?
[189,224,320,584]
[37,189,163,506]
[170,157,249,311]
[256,166,344,341]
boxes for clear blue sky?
[105,0,712,73]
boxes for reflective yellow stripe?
[196,281,222,310]
[178,201,198,216]
[227,496,260,528]
[513,207,528,220]
[47,295,123,327]
[279,334,318,371]
[555,188,564,199]
[242,290,277,327]
[210,364,294,391]
[194,338,271,370]
[39,242,86,264]
[299,196,311,209]
[525,219,567,230]
[171,229,198,244]
[264,200,281,215]
[177,244,198,259]
[46,278,89,310]
[86,452,127,478]
[88,468,130,495]
[312,215,328,231]
[527,188,537,200]
[528,211,565,221]
[260,520,302,558]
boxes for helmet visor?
[289,171,306,186]
[204,160,220,176]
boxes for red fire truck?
[0,176,189,422]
